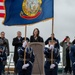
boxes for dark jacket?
[16,47,35,75]
[30,35,44,42]
[70,45,75,75]
[44,46,60,74]
[12,37,29,62]
[45,37,60,49]
[44,46,60,64]
[12,37,24,62]
[0,37,9,56]
[70,45,75,64]
[0,46,7,75]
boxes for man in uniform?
[0,32,9,56]
[12,31,29,74]
[16,40,35,75]
[70,41,75,75]
[0,46,7,75]
[0,31,9,74]
[44,40,60,75]
[60,36,72,75]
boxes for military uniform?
[44,45,60,75]
[70,45,75,75]
[60,36,72,74]
[0,37,9,74]
[0,46,7,75]
[16,46,35,75]
[12,37,29,74]
[0,37,9,56]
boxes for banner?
[3,0,54,26]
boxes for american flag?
[0,0,5,18]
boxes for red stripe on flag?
[0,0,5,18]
[0,6,5,10]
[0,13,5,17]
[0,0,4,2]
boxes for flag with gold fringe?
[3,0,54,26]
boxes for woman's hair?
[33,28,40,37]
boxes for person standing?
[12,31,23,74]
[44,40,60,75]
[70,41,75,75]
[12,31,29,74]
[0,31,10,74]
[16,41,35,75]
[60,36,72,75]
[0,46,7,75]
[30,28,44,42]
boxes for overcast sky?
[0,0,75,51]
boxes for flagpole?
[51,18,54,64]
[24,25,27,64]
[51,0,54,64]
[25,25,27,40]
[52,18,54,39]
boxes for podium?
[29,42,45,75]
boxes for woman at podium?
[30,28,44,42]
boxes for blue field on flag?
[3,0,54,26]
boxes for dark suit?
[12,37,23,74]
[30,35,44,42]
[12,37,23,63]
